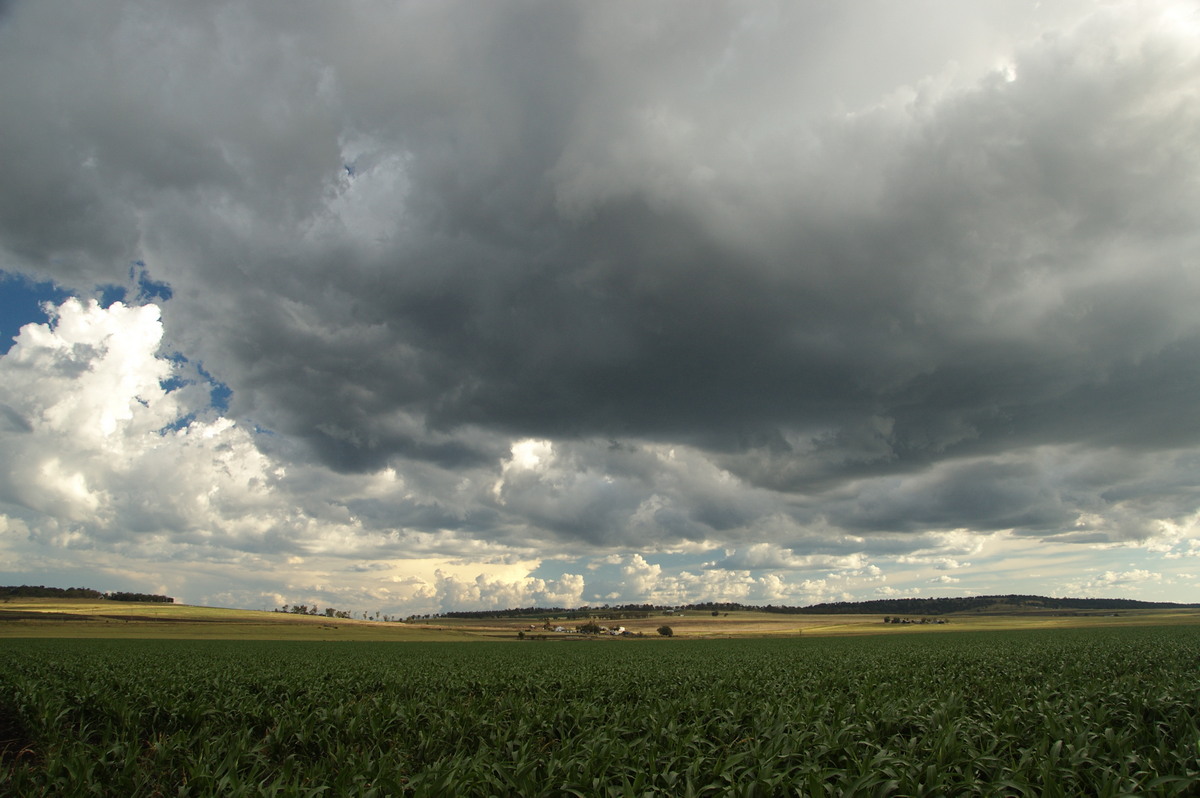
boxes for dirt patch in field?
[0,610,91,621]
[95,614,236,623]
[0,609,253,624]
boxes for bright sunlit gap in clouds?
[1160,3,1200,37]
[1,0,1199,615]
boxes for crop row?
[2,626,1199,795]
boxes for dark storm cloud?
[1,0,1198,563]
[344,17,1195,485]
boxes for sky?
[2,1,1200,615]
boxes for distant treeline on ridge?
[714,594,1198,615]
[433,594,1198,620]
[0,585,174,603]
[437,603,661,621]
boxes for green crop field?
[2,627,1199,796]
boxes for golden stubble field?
[439,606,1200,639]
[3,597,1198,640]
[0,599,463,641]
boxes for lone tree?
[657,625,674,637]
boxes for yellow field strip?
[3,598,1199,641]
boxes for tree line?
[276,604,400,622]
[426,594,1199,620]
[0,585,174,603]
[765,595,1199,615]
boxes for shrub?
[657,625,674,637]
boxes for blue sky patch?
[0,272,72,354]
[132,261,173,302]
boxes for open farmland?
[0,599,469,641]
[3,627,1199,795]
[4,597,1198,640]
[435,606,1200,639]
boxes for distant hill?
[708,595,1200,616]
[0,585,174,603]
[432,594,1200,620]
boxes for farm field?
[3,597,1199,640]
[437,606,1200,639]
[0,599,469,641]
[2,627,1199,795]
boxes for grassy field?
[0,599,468,641]
[444,606,1200,639]
[3,597,1199,640]
[3,627,1199,795]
